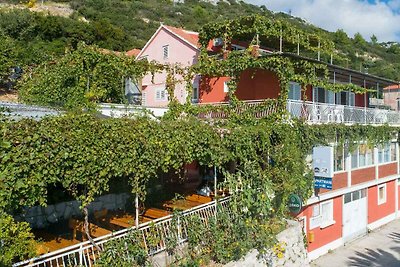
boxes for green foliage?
[18,43,163,109]
[0,32,15,87]
[97,230,149,267]
[0,211,37,266]
[199,15,335,56]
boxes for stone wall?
[16,193,130,229]
[225,220,309,267]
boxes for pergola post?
[135,194,139,228]
[214,165,217,220]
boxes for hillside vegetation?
[0,0,399,83]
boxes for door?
[343,188,367,242]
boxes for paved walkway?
[311,219,400,267]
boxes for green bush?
[0,211,37,266]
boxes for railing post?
[177,215,182,244]
[79,244,83,265]
[364,106,367,124]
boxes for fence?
[197,100,280,119]
[287,100,400,126]
[14,197,230,267]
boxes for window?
[288,82,301,100]
[351,143,374,169]
[334,144,346,172]
[349,92,355,106]
[313,87,335,104]
[162,45,169,60]
[378,142,396,164]
[320,200,334,228]
[155,87,167,101]
[378,184,387,205]
[192,85,199,103]
[309,200,335,229]
[391,143,397,161]
[344,189,367,204]
[223,81,229,93]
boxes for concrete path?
[311,219,400,267]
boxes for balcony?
[287,100,400,126]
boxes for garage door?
[343,188,367,242]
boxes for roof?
[163,25,200,48]
[384,84,400,91]
[279,53,398,89]
[136,24,201,59]
[0,102,61,120]
[126,48,141,57]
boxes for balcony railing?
[197,99,279,119]
[287,100,400,125]
[14,197,230,267]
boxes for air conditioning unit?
[213,38,224,47]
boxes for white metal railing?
[98,103,169,118]
[286,100,400,126]
[197,100,279,119]
[14,197,230,267]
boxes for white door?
[343,189,367,242]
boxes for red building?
[198,40,400,261]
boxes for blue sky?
[245,0,400,42]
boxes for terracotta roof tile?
[384,84,400,91]
[126,48,141,57]
[164,25,200,48]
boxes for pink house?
[136,25,201,107]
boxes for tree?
[0,33,16,89]
[333,29,351,46]
[354,32,367,47]
[370,34,378,45]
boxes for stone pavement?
[311,219,400,267]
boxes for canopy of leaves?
[17,43,163,109]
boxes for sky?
[244,0,400,43]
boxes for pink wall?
[140,27,199,107]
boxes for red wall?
[199,76,229,103]
[355,93,366,107]
[368,181,396,224]
[235,69,281,100]
[319,172,347,194]
[297,196,342,252]
[199,69,281,103]
[378,163,397,179]
[398,182,400,211]
[351,167,375,185]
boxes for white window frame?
[192,84,199,103]
[309,199,335,229]
[320,199,335,228]
[223,81,229,93]
[351,142,374,170]
[334,143,346,172]
[155,87,167,101]
[288,82,301,101]
[377,184,387,205]
[162,45,169,60]
[378,142,397,164]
